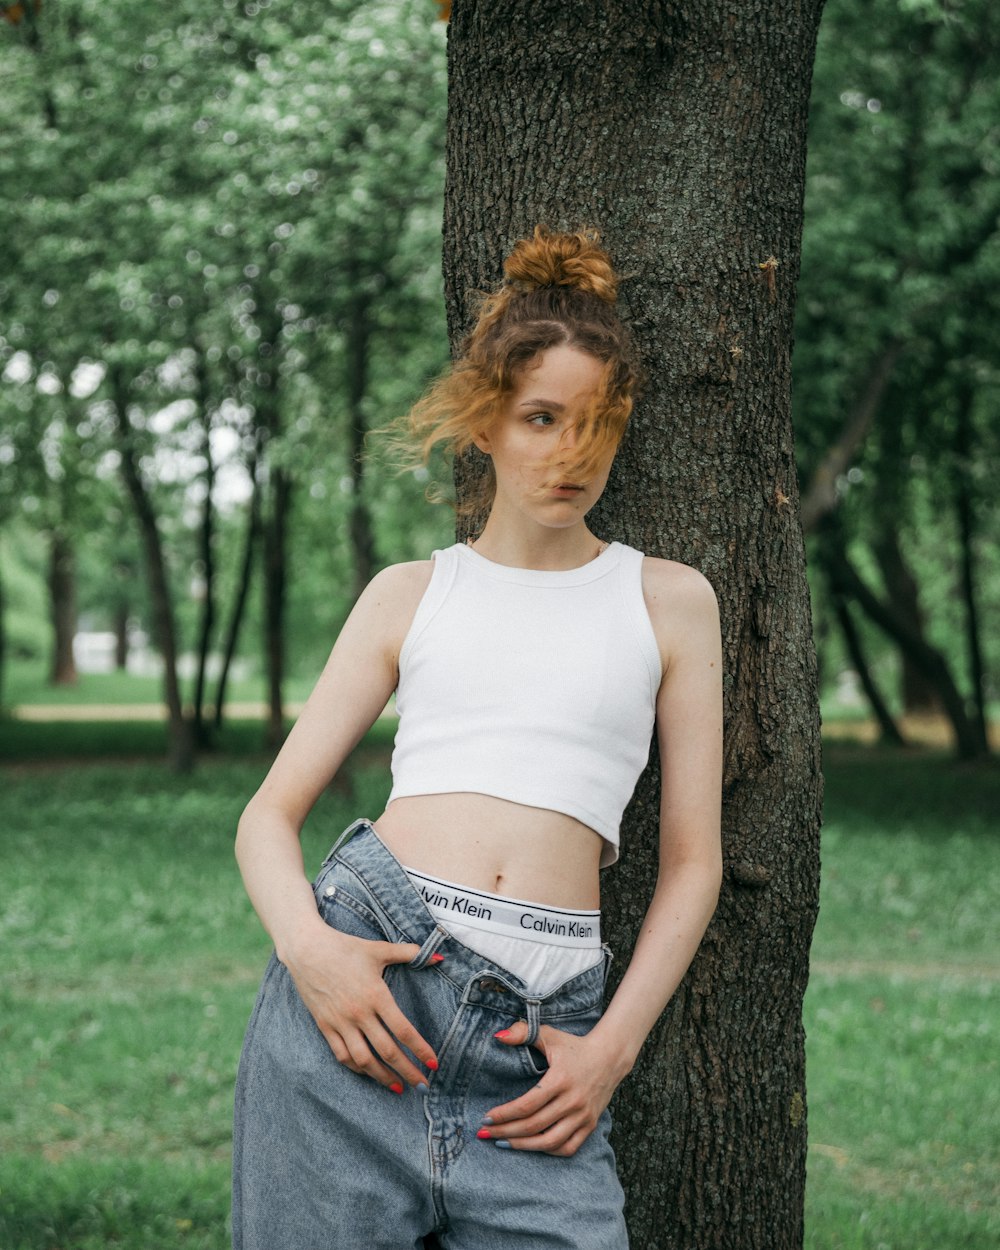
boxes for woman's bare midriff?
[373,793,603,909]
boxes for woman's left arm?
[485,560,723,1155]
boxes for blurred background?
[1,2,996,1248]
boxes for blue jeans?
[232,821,628,1249]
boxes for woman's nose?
[559,423,579,452]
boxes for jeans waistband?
[328,820,610,1016]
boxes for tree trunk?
[214,460,261,731]
[825,542,987,761]
[113,599,129,670]
[952,385,989,753]
[445,4,824,1247]
[0,552,6,712]
[872,522,938,716]
[346,285,377,604]
[109,367,194,772]
[828,581,906,747]
[47,528,78,686]
[263,465,292,749]
[192,348,217,746]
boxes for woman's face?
[474,344,612,530]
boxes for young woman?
[232,226,723,1249]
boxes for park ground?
[0,707,997,1249]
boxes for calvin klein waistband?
[403,866,601,948]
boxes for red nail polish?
[494,1029,511,1040]
[389,1082,404,1095]
[427,1058,439,1071]
[476,1128,492,1140]
[430,953,445,964]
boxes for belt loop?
[523,997,542,1045]
[322,818,369,865]
[408,924,448,969]
[601,942,614,989]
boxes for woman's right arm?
[235,561,438,1092]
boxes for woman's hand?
[480,1021,631,1156]
[281,921,440,1093]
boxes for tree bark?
[825,542,987,761]
[346,286,377,605]
[192,348,217,745]
[263,464,292,749]
[109,366,194,772]
[829,582,905,747]
[872,521,938,716]
[799,340,904,535]
[214,458,261,731]
[0,552,6,711]
[445,3,824,1246]
[47,528,78,686]
[113,598,129,670]
[952,385,989,753]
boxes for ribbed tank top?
[387,541,661,866]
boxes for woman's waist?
[373,792,602,910]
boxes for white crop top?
[387,542,662,867]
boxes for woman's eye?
[528,413,555,427]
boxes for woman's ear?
[472,429,492,455]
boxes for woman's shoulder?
[638,556,720,661]
[362,559,436,612]
[640,555,717,605]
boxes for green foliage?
[0,0,450,689]
[797,0,1000,715]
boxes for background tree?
[794,0,999,756]
[445,2,824,1246]
[0,0,449,752]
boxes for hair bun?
[503,225,618,305]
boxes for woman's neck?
[468,520,606,571]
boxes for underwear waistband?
[402,866,601,948]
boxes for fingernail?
[430,953,445,963]
[476,1128,492,1140]
[416,1081,429,1093]
[481,1116,494,1125]
[389,1082,404,1095]
[494,1139,512,1150]
[427,1058,439,1071]
[494,1029,511,1040]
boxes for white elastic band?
[404,867,601,949]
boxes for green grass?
[804,745,999,1249]
[2,659,315,710]
[0,741,996,1248]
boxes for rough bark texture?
[445,3,824,1246]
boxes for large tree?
[445,3,825,1246]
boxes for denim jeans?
[232,821,628,1249]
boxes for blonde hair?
[404,225,640,513]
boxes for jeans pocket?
[314,863,395,944]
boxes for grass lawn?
[0,739,996,1248]
[3,660,316,711]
